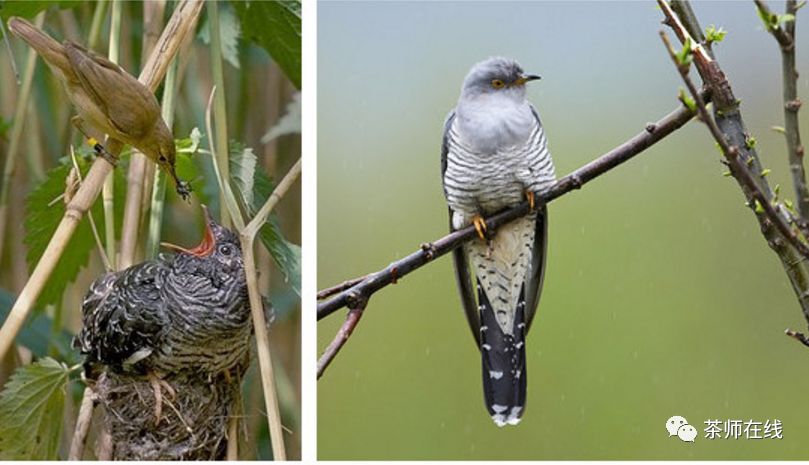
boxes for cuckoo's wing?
[524,205,547,331]
[74,262,169,371]
[64,40,157,140]
[441,110,481,345]
[523,106,552,331]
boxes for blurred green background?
[317,1,809,460]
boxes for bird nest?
[93,364,246,460]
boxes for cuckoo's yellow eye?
[491,79,505,89]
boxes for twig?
[318,98,703,322]
[317,275,368,300]
[70,147,112,272]
[317,303,366,379]
[757,0,808,234]
[101,0,123,271]
[68,387,97,460]
[226,405,239,460]
[206,87,299,461]
[657,0,809,327]
[208,0,232,229]
[660,31,809,260]
[785,328,809,347]
[119,0,167,269]
[96,424,113,460]
[0,0,204,364]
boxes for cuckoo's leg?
[524,190,536,210]
[472,214,488,241]
[147,371,176,426]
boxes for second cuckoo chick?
[73,206,250,422]
[7,16,191,199]
[441,57,555,427]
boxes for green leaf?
[761,168,771,177]
[778,13,796,24]
[0,289,79,364]
[199,3,241,69]
[24,155,126,308]
[228,143,301,295]
[261,93,301,144]
[0,358,71,459]
[676,37,693,66]
[756,4,779,30]
[0,117,11,140]
[678,87,696,112]
[704,24,727,44]
[233,0,301,89]
[754,200,765,213]
[230,145,258,211]
[0,0,81,22]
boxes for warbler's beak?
[163,163,192,201]
[160,205,215,257]
[514,74,541,86]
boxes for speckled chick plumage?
[74,210,250,377]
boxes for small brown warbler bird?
[7,16,191,199]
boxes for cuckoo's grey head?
[460,57,540,101]
[162,205,244,274]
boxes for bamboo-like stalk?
[0,13,45,268]
[102,0,123,271]
[208,1,232,228]
[0,0,205,363]
[145,57,178,259]
[206,87,299,460]
[119,0,167,269]
[86,0,109,50]
[68,387,96,460]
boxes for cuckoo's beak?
[514,74,541,86]
[160,205,215,257]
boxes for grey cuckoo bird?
[441,57,555,426]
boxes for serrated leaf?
[199,3,241,69]
[261,93,301,144]
[230,145,257,211]
[24,156,125,308]
[233,0,301,88]
[0,358,70,459]
[226,144,300,295]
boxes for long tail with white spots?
[478,281,528,427]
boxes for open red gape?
[160,205,215,257]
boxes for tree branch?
[657,0,809,329]
[317,302,366,379]
[316,98,706,376]
[757,0,808,234]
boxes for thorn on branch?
[785,328,809,347]
[420,242,436,260]
[785,99,803,112]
